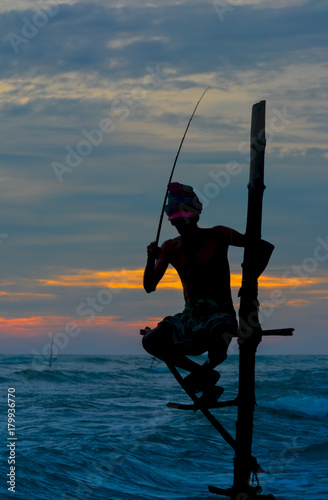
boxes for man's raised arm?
[216,225,275,279]
[251,238,275,278]
[143,241,170,293]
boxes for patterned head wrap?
[164,182,202,221]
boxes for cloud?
[1,0,327,81]
[0,291,54,300]
[285,299,311,307]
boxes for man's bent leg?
[142,324,200,372]
[183,323,235,398]
[206,324,236,369]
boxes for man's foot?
[183,366,221,395]
[196,386,224,408]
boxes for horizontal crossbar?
[208,485,275,499]
[262,328,294,336]
[167,363,236,450]
[140,327,294,337]
[167,398,238,411]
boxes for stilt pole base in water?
[208,484,275,500]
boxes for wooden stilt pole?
[232,100,269,499]
[209,102,293,499]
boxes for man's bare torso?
[165,226,233,304]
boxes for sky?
[0,0,327,358]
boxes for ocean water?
[0,354,327,500]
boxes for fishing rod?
[154,86,211,246]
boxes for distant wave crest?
[264,395,328,418]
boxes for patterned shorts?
[158,298,238,354]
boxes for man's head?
[164,182,202,235]
[170,213,199,236]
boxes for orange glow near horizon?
[1,267,327,338]
[0,315,126,337]
[0,316,64,336]
[285,299,311,307]
[0,314,171,338]
[36,268,327,291]
[0,291,54,298]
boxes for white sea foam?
[264,394,328,418]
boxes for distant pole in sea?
[49,334,54,368]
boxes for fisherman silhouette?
[142,182,273,405]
